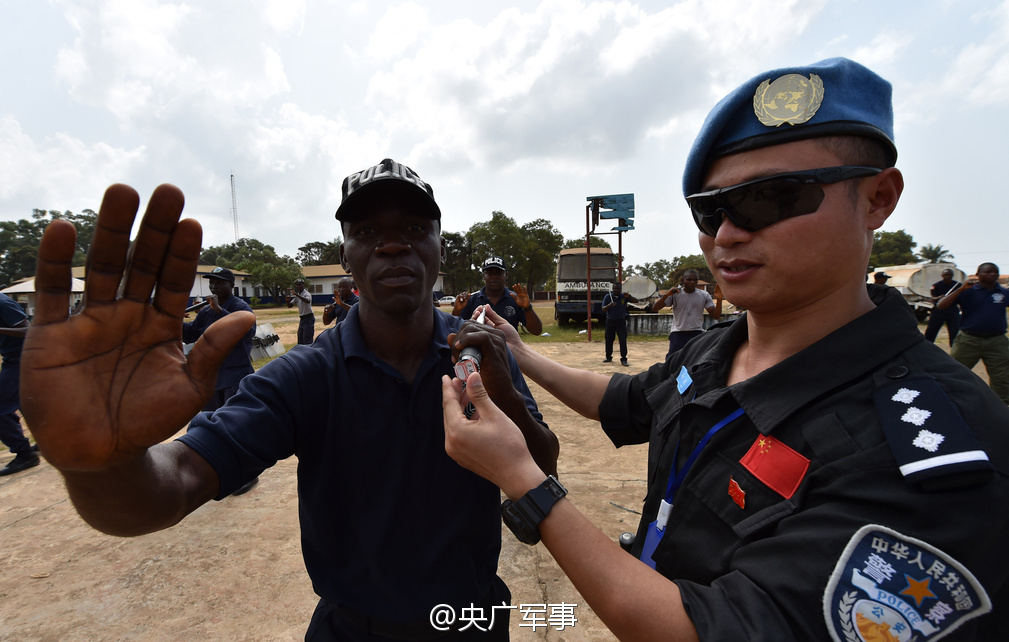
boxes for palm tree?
[917,243,954,264]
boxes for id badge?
[639,500,672,569]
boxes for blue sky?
[2,0,1007,273]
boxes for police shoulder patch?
[823,524,991,642]
[873,375,993,488]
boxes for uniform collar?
[337,304,456,370]
[685,296,924,435]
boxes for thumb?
[482,304,506,326]
[462,371,504,420]
[185,310,256,386]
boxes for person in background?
[184,267,256,412]
[924,268,961,344]
[601,282,637,367]
[867,270,894,306]
[936,262,1009,403]
[0,292,38,476]
[183,266,258,495]
[453,256,543,335]
[287,278,315,345]
[322,277,357,326]
[651,269,722,359]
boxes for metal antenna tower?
[230,173,240,241]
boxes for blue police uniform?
[0,293,32,458]
[601,292,630,362]
[182,296,256,397]
[334,292,358,324]
[599,296,1009,639]
[599,57,1009,639]
[925,279,961,343]
[955,284,1008,336]
[179,306,545,635]
[459,288,528,330]
[951,283,1009,403]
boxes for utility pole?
[230,174,240,241]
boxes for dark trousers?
[605,318,628,359]
[924,308,960,344]
[298,314,316,345]
[665,330,704,361]
[306,576,511,641]
[0,356,31,456]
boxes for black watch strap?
[501,475,567,545]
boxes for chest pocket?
[650,450,801,581]
[689,451,800,538]
[643,374,687,480]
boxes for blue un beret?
[682,57,896,197]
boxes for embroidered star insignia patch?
[823,525,991,642]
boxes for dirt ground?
[0,311,658,642]
[0,311,983,642]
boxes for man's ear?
[440,236,447,265]
[339,244,350,274]
[865,167,904,230]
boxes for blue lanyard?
[662,407,744,503]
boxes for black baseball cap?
[482,256,507,271]
[203,267,235,283]
[334,158,441,222]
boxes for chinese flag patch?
[739,435,809,499]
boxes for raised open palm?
[21,184,254,472]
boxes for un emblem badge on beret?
[753,73,824,127]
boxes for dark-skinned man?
[601,281,638,367]
[453,256,542,335]
[322,277,357,326]
[651,268,722,359]
[20,158,557,640]
[443,58,1009,640]
[0,292,38,476]
[286,277,315,345]
[936,262,1009,403]
[183,267,256,412]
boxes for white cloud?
[367,2,430,59]
[261,0,306,34]
[0,116,146,208]
[355,0,828,175]
[850,32,914,69]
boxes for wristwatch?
[501,476,567,545]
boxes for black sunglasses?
[686,166,883,236]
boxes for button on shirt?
[598,297,1009,638]
[179,306,546,622]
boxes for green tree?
[626,260,675,288]
[917,243,954,264]
[200,238,303,300]
[562,237,612,250]
[626,255,712,290]
[467,212,563,292]
[244,257,304,301]
[869,230,917,268]
[516,219,564,293]
[442,231,479,295]
[201,237,281,268]
[296,239,342,266]
[0,208,96,287]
